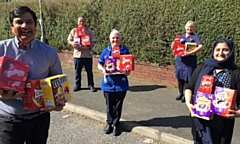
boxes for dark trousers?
[178,79,188,96]
[0,112,50,144]
[74,58,94,87]
[104,91,127,126]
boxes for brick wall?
[58,51,177,87]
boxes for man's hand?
[72,41,80,48]
[40,103,65,112]
[0,89,25,99]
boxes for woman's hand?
[171,41,174,49]
[227,109,240,118]
[186,102,194,116]
[102,69,110,76]
[123,70,131,76]
[0,89,25,99]
[181,51,191,57]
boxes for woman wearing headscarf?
[97,29,131,136]
[185,38,240,144]
[171,20,203,102]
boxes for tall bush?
[0,0,240,66]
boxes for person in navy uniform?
[171,20,203,102]
[97,29,131,136]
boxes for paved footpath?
[48,110,162,144]
[62,67,240,144]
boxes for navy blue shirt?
[98,45,130,92]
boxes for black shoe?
[181,96,185,103]
[176,95,183,100]
[104,124,113,134]
[113,126,120,136]
[73,86,81,92]
[89,86,97,92]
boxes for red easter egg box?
[0,56,29,92]
[119,55,134,71]
[23,79,45,110]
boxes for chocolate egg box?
[40,74,71,108]
[0,56,29,92]
[23,79,45,110]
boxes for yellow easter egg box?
[40,74,71,107]
[185,42,197,53]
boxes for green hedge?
[1,0,240,66]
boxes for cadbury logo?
[6,69,25,77]
[216,92,225,98]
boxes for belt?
[0,110,47,120]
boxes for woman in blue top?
[171,20,203,102]
[98,29,131,136]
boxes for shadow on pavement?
[121,115,191,132]
[129,85,167,92]
[80,87,102,91]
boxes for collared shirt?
[67,27,96,58]
[98,45,130,92]
[0,37,63,115]
[180,33,202,45]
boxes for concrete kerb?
[64,103,192,144]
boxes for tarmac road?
[61,67,240,144]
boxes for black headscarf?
[194,38,235,95]
[193,38,235,133]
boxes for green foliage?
[1,0,240,66]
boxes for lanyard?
[214,72,226,86]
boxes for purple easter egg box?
[211,86,237,117]
[192,91,213,120]
[104,57,122,74]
